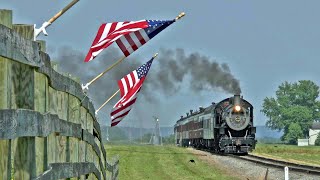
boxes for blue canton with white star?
[145,20,175,39]
[137,58,154,79]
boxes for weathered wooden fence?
[0,9,119,180]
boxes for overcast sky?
[2,1,320,128]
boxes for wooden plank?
[98,140,105,180]
[79,107,87,163]
[9,59,36,179]
[0,140,10,180]
[55,135,66,163]
[9,61,34,109]
[18,61,34,109]
[35,137,45,176]
[0,9,12,29]
[86,114,95,180]
[36,40,46,52]
[57,91,68,120]
[0,57,10,180]
[55,91,68,164]
[47,133,56,162]
[56,92,68,164]
[0,57,8,109]
[48,87,57,165]
[86,113,94,135]
[13,137,36,179]
[86,113,93,163]
[94,138,101,180]
[34,71,49,176]
[48,87,68,163]
[34,71,47,113]
[12,24,34,40]
[48,87,58,114]
[68,95,80,180]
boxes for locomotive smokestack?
[186,113,189,117]
[234,94,241,106]
[233,94,241,112]
[190,110,193,115]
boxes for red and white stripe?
[116,29,151,57]
[84,20,148,62]
[110,90,139,127]
[110,70,146,127]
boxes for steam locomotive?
[174,95,256,154]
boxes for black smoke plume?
[52,46,241,103]
[146,48,242,95]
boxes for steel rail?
[227,154,320,175]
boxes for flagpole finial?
[175,12,185,21]
[153,53,159,58]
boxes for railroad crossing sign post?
[284,166,289,180]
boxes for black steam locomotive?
[174,95,256,154]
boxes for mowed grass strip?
[252,143,320,166]
[105,144,239,180]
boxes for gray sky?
[2,1,320,128]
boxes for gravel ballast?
[188,148,320,180]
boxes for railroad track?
[228,154,320,175]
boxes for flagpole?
[95,89,120,114]
[34,0,80,40]
[48,0,80,24]
[175,12,186,21]
[82,56,127,90]
[94,52,159,114]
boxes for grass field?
[105,144,239,180]
[252,143,320,166]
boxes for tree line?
[261,80,320,145]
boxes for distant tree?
[108,126,128,141]
[315,134,320,146]
[261,80,320,142]
[139,133,152,143]
[283,123,304,144]
[162,134,175,145]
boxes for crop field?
[252,143,320,166]
[105,144,239,180]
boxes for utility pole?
[151,116,161,145]
[106,125,109,141]
[129,119,132,142]
[140,118,142,144]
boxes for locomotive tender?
[174,95,256,154]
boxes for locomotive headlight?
[235,105,241,112]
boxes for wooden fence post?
[10,24,36,180]
[0,9,12,29]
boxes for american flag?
[116,20,174,57]
[84,20,148,62]
[84,19,174,62]
[110,56,155,127]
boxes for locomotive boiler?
[174,95,256,154]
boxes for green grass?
[105,144,239,180]
[252,143,320,166]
